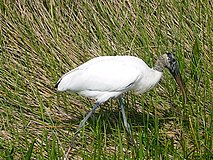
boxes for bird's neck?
[153,56,165,72]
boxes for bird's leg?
[64,102,100,160]
[118,97,138,149]
[76,102,100,133]
[118,96,132,136]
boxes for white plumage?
[56,56,162,103]
[56,53,186,152]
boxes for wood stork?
[55,52,186,152]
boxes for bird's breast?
[133,69,163,93]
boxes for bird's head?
[161,52,187,103]
[163,53,179,75]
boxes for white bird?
[55,52,186,150]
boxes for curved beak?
[169,64,187,104]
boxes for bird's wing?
[57,56,147,92]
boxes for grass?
[0,0,212,159]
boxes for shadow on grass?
[60,102,181,135]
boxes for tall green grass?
[0,0,212,159]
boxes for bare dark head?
[164,53,179,75]
[155,52,187,103]
[166,52,186,103]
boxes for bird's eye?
[171,58,176,63]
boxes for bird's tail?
[54,79,61,89]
